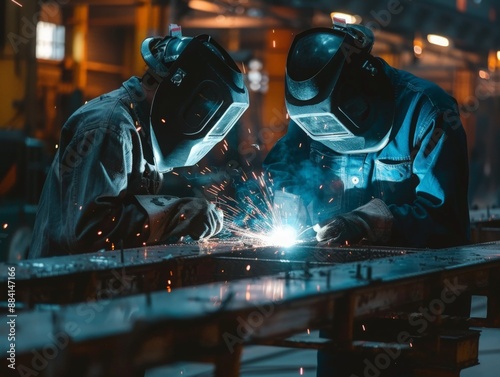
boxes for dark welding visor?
[285,26,394,154]
[150,35,249,172]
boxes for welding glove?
[272,190,309,229]
[135,195,223,243]
[314,198,393,245]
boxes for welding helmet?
[141,32,249,172]
[285,23,395,154]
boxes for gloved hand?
[314,198,393,246]
[166,197,224,240]
[135,195,223,243]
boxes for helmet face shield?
[148,35,249,171]
[285,26,395,154]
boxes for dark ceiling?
[69,0,500,54]
[175,0,500,54]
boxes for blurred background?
[1,2,500,376]
[1,0,500,261]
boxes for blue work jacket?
[264,59,470,248]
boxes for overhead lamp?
[330,12,361,24]
[413,35,423,57]
[478,70,490,80]
[426,34,449,47]
[188,0,224,14]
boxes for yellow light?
[188,0,223,13]
[330,12,361,24]
[497,50,500,61]
[427,34,449,47]
[479,70,490,80]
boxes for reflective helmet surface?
[285,24,394,154]
[141,32,249,172]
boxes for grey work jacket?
[264,59,471,248]
[29,77,169,258]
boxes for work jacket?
[264,59,471,248]
[29,77,164,258]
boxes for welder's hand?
[314,199,393,246]
[167,197,224,240]
[314,213,366,245]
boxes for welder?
[264,20,471,377]
[29,26,249,258]
[265,20,470,250]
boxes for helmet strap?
[142,68,162,90]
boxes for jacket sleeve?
[388,109,471,248]
[57,125,153,253]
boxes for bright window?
[36,22,65,61]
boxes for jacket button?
[351,176,359,185]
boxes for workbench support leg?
[214,344,242,377]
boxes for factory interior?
[1,0,500,376]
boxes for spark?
[268,225,298,247]
[217,171,311,248]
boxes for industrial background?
[1,1,500,376]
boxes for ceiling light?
[427,34,449,47]
[188,0,224,14]
[413,35,423,56]
[330,12,361,24]
[478,70,490,80]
